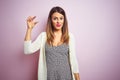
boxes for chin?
[54,26,62,30]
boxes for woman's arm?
[24,28,32,41]
[69,33,80,80]
[74,73,80,80]
[24,16,41,54]
[24,16,38,41]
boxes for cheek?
[61,19,64,23]
[52,20,56,27]
[52,20,56,23]
[62,21,64,24]
[61,20,64,25]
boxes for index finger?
[32,16,36,20]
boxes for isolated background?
[0,0,120,80]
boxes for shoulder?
[39,32,46,36]
[69,32,76,44]
[36,32,46,40]
[40,32,74,38]
[69,32,75,39]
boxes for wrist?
[27,28,32,31]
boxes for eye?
[53,17,57,20]
[60,17,64,20]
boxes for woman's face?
[51,12,64,31]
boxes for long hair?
[46,6,69,45]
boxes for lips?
[56,24,61,27]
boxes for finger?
[32,16,36,20]
[27,16,32,21]
[34,21,38,25]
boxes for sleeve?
[24,32,44,54]
[69,33,79,73]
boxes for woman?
[24,6,80,80]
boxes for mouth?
[56,24,61,27]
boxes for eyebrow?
[52,16,64,18]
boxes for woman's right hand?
[26,16,38,29]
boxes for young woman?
[24,6,80,80]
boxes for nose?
[57,21,59,24]
[57,19,60,23]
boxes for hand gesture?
[26,16,38,29]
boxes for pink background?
[0,0,120,80]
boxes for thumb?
[34,21,38,25]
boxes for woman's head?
[46,6,69,45]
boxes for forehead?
[52,12,64,17]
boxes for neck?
[53,29,62,35]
